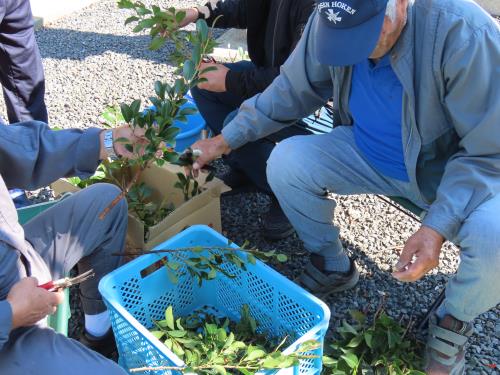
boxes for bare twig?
[98,162,145,220]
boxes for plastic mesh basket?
[99,225,330,374]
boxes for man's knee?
[267,137,308,190]
[82,183,127,216]
[457,198,500,277]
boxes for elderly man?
[190,0,500,373]
[0,123,142,374]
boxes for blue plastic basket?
[99,225,330,375]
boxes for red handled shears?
[39,269,95,292]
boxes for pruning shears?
[38,269,95,292]
[201,56,217,64]
[175,148,215,173]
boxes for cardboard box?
[51,164,228,250]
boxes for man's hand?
[7,277,64,330]
[160,8,199,37]
[198,63,229,92]
[99,126,149,160]
[392,226,445,282]
[190,135,231,175]
[177,8,199,28]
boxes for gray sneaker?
[425,314,473,375]
[296,254,359,296]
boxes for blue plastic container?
[174,93,206,152]
[99,225,330,375]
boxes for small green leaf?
[276,254,288,262]
[341,352,359,368]
[196,19,209,42]
[179,107,198,116]
[207,268,217,280]
[364,331,373,348]
[346,335,363,348]
[124,15,139,25]
[245,348,267,361]
[322,355,336,367]
[150,330,165,340]
[175,10,186,24]
[183,60,195,80]
[120,103,132,123]
[167,268,179,284]
[149,36,166,51]
[341,320,358,335]
[167,330,187,338]
[136,7,152,16]
[165,306,175,330]
[247,253,256,265]
[117,0,134,9]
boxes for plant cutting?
[61,1,222,240]
[129,304,320,374]
[113,241,288,286]
[95,0,219,216]
[322,308,425,375]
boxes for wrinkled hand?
[392,226,445,282]
[197,63,229,92]
[189,135,231,176]
[7,277,64,330]
[113,126,149,159]
[100,126,150,160]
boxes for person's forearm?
[0,122,101,189]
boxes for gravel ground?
[2,1,498,373]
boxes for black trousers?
[191,61,307,194]
[0,0,47,123]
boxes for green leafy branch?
[129,305,319,374]
[127,182,174,228]
[322,309,425,375]
[99,2,219,220]
[113,242,288,286]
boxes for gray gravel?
[2,1,498,373]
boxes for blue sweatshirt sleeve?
[0,121,101,190]
[422,21,500,240]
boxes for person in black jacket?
[1,0,49,208]
[180,0,315,240]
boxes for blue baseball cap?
[313,0,389,66]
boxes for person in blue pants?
[177,0,315,240]
[0,0,49,208]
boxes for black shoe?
[79,328,117,359]
[219,168,258,196]
[261,197,295,240]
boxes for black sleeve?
[225,66,281,101]
[197,0,248,29]
[291,0,316,50]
